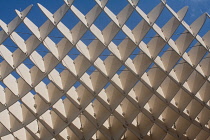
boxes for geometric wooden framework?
[0,0,209,139]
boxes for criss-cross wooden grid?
[0,0,209,139]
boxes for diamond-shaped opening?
[106,0,127,15]
[18,100,23,104]
[186,39,198,53]
[143,29,157,44]
[3,37,18,53]
[48,28,65,44]
[198,18,210,37]
[117,65,126,75]
[87,66,96,75]
[73,81,81,88]
[113,30,126,46]
[171,25,186,41]
[146,62,155,72]
[30,89,36,95]
[158,44,170,57]
[42,1,64,14]
[0,81,7,88]
[60,10,80,30]
[42,77,51,85]
[202,51,209,60]
[27,7,48,28]
[11,71,20,79]
[91,98,96,103]
[35,44,50,57]
[104,82,111,90]
[0,55,4,63]
[99,48,112,61]
[155,8,173,28]
[22,57,34,69]
[174,57,184,69]
[68,47,80,60]
[81,30,96,46]
[61,95,66,100]
[15,23,32,41]
[125,10,143,30]
[137,0,160,14]
[73,0,96,15]
[130,47,141,60]
[54,63,66,73]
[94,11,111,31]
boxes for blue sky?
[0,0,209,94]
[0,0,209,61]
[0,0,209,34]
[0,0,209,64]
[0,0,209,24]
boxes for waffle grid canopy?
[0,0,209,139]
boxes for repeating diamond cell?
[0,0,209,139]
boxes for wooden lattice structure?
[0,0,209,139]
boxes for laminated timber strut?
[0,0,209,139]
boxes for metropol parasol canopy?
[0,0,209,139]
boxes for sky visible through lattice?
[0,1,209,139]
[0,0,209,94]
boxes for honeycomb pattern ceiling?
[0,0,209,139]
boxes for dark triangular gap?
[155,8,173,28]
[99,48,111,61]
[81,30,96,46]
[117,65,126,75]
[112,30,126,46]
[35,44,49,57]
[60,10,80,30]
[3,37,18,53]
[73,81,81,88]
[15,22,32,41]
[125,10,143,30]
[158,44,170,57]
[11,70,20,79]
[42,77,51,85]
[73,0,96,15]
[137,0,160,15]
[93,10,111,31]
[86,65,96,75]
[186,39,198,53]
[68,47,80,60]
[142,28,157,44]
[22,57,34,69]
[171,24,186,41]
[106,0,127,15]
[129,47,141,60]
[47,27,65,44]
[145,62,155,72]
[54,63,66,73]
